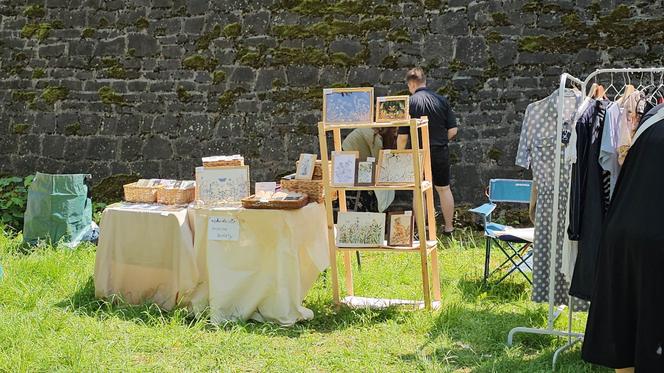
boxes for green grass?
[0,228,607,372]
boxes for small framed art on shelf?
[356,160,375,186]
[323,87,374,124]
[375,150,422,185]
[331,151,359,187]
[386,211,414,247]
[295,153,317,180]
[376,95,409,122]
[336,212,386,248]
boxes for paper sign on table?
[255,182,277,194]
[208,216,240,241]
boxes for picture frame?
[323,87,374,124]
[375,150,422,185]
[331,151,359,187]
[295,153,316,180]
[355,161,375,186]
[336,212,386,248]
[195,166,250,204]
[387,211,414,247]
[376,95,410,122]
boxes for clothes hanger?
[604,73,620,100]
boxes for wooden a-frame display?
[317,117,442,310]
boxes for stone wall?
[1,0,663,203]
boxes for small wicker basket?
[157,187,195,205]
[241,195,308,210]
[123,183,163,203]
[281,178,336,203]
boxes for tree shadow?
[57,276,411,338]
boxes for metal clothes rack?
[508,68,664,370]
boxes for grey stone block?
[127,33,159,57]
[142,136,172,159]
[255,68,286,91]
[286,66,318,87]
[330,39,363,57]
[243,10,270,35]
[42,135,67,159]
[94,37,126,56]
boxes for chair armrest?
[469,203,496,217]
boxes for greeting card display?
[195,166,250,204]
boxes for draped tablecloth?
[189,203,329,326]
[94,203,199,310]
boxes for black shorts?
[430,145,450,187]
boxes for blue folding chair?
[470,179,534,285]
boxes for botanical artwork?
[356,161,374,185]
[376,150,421,184]
[376,96,409,122]
[336,212,386,247]
[323,88,373,124]
[195,166,250,204]
[295,153,316,180]
[332,151,358,186]
[387,212,414,247]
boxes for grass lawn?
[0,228,608,372]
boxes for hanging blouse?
[617,91,645,165]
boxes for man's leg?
[435,185,454,232]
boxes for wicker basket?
[157,187,195,205]
[202,157,244,167]
[241,195,309,210]
[123,183,163,203]
[281,178,337,203]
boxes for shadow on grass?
[56,276,410,338]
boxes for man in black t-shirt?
[397,67,458,235]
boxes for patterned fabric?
[516,89,586,306]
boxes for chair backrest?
[488,179,532,204]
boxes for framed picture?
[375,150,422,185]
[195,166,250,204]
[336,212,386,247]
[376,95,410,122]
[295,153,316,180]
[331,151,359,187]
[356,161,375,186]
[387,211,414,247]
[323,87,374,124]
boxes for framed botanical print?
[376,95,409,122]
[387,211,414,247]
[295,153,316,180]
[375,150,422,185]
[331,151,359,187]
[323,87,374,124]
[195,166,250,204]
[356,161,375,186]
[336,212,386,247]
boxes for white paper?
[208,216,240,241]
[366,157,376,163]
[255,182,277,194]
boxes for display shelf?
[342,296,442,310]
[321,118,428,131]
[336,240,438,254]
[329,181,432,192]
[318,117,442,310]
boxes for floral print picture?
[332,151,358,186]
[376,95,409,122]
[376,150,422,184]
[195,166,250,204]
[323,88,373,124]
[336,212,386,247]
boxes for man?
[397,67,458,235]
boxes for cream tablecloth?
[189,203,329,326]
[94,203,199,310]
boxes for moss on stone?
[486,31,503,43]
[127,48,136,57]
[272,16,390,41]
[41,86,68,104]
[98,86,125,105]
[284,0,393,17]
[212,70,226,84]
[424,0,441,9]
[92,174,141,204]
[271,46,329,66]
[11,90,37,102]
[218,87,246,110]
[100,58,127,79]
[182,54,218,71]
[448,59,466,73]
[487,147,503,161]
[271,24,310,39]
[491,12,511,26]
[381,55,399,68]
[13,124,30,134]
[81,27,95,38]
[387,28,411,43]
[64,123,81,136]
[21,23,52,41]
[223,23,241,38]
[24,5,45,18]
[272,79,284,88]
[196,24,221,50]
[330,52,355,67]
[32,68,45,79]
[238,51,263,68]
[98,17,110,28]
[437,84,459,101]
[135,17,149,30]
[176,86,192,103]
[562,12,583,30]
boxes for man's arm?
[447,127,458,141]
[397,134,409,150]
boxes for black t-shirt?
[398,87,457,147]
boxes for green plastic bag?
[23,172,93,247]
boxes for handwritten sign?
[208,216,240,241]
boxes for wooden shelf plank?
[330,181,432,192]
[342,296,442,310]
[322,119,428,131]
[336,240,438,253]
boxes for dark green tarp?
[23,172,93,247]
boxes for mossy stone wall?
[1,0,663,203]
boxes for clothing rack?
[508,68,664,370]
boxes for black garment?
[639,103,664,127]
[569,100,608,300]
[582,114,664,371]
[430,145,450,187]
[398,87,457,147]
